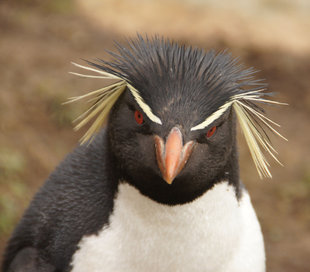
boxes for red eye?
[206,126,217,138]
[134,110,144,125]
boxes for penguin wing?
[2,130,118,271]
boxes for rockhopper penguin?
[2,35,286,272]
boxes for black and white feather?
[67,35,287,178]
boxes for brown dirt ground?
[0,1,310,271]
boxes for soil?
[0,1,309,271]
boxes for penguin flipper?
[6,247,55,272]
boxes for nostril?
[154,135,165,174]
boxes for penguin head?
[69,35,286,204]
[107,74,237,204]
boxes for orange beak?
[154,127,196,184]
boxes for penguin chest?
[70,182,265,272]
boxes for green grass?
[0,148,28,236]
[0,192,25,235]
[34,82,79,128]
[47,93,78,128]
[0,149,26,179]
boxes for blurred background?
[0,0,309,271]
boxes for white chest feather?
[71,182,265,272]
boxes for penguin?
[2,35,286,272]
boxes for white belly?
[71,182,265,272]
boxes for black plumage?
[2,133,118,271]
[89,36,264,131]
[2,35,283,272]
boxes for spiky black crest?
[88,35,265,122]
[68,35,287,178]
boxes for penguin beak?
[154,127,196,184]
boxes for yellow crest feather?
[66,63,287,178]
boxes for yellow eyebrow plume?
[191,90,287,178]
[66,63,162,144]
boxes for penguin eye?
[206,126,217,138]
[134,110,144,125]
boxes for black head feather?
[69,35,285,180]
[87,35,265,128]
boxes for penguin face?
[70,36,284,202]
[108,88,237,205]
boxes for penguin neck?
[120,144,241,206]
